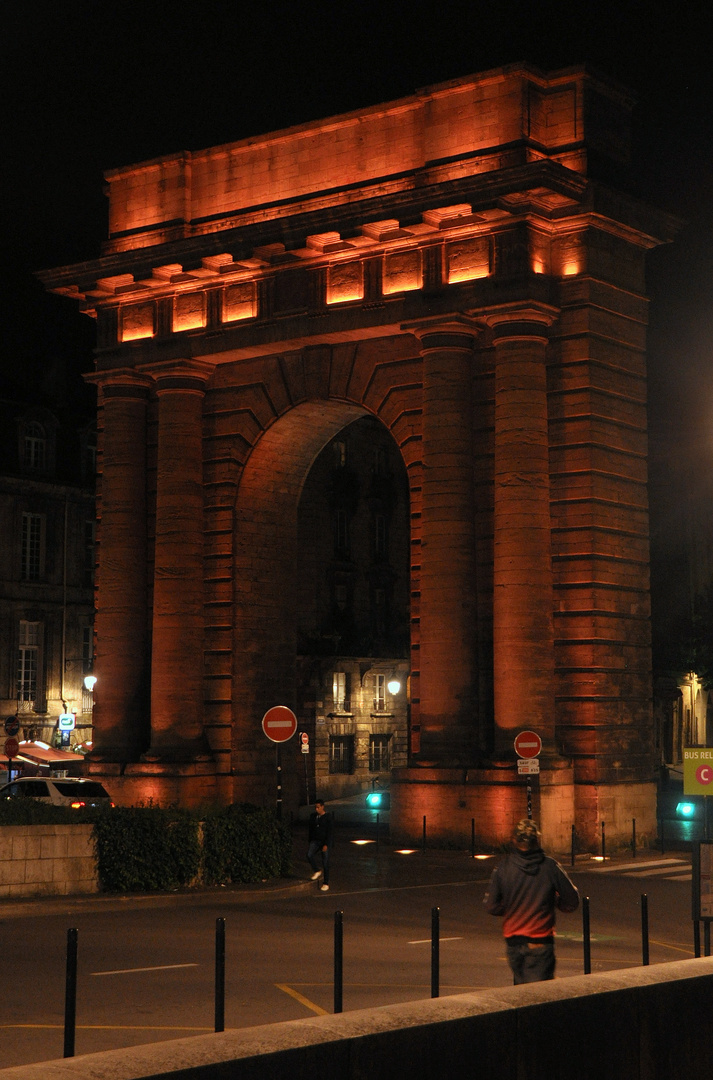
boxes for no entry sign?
[262,706,298,743]
[514,730,542,759]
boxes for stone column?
[486,306,558,756]
[412,324,479,763]
[87,370,153,759]
[143,359,213,760]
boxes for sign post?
[262,707,298,819]
[3,735,20,783]
[514,730,542,820]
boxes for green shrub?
[92,806,202,892]
[201,804,292,885]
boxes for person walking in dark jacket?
[484,818,579,984]
[307,799,333,891]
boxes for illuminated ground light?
[350,839,375,846]
[395,849,418,855]
[591,856,606,862]
[473,854,493,860]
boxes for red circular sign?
[3,736,20,759]
[696,764,713,786]
[262,706,298,743]
[514,730,542,759]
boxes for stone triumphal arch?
[42,64,677,848]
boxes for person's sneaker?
[320,883,330,891]
[310,872,321,880]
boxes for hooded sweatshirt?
[484,846,579,939]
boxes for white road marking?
[590,859,686,873]
[92,963,199,976]
[408,936,463,944]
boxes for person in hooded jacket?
[484,818,579,984]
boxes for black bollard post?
[571,824,576,868]
[431,907,440,999]
[583,897,591,975]
[215,917,226,1033]
[705,922,711,958]
[632,818,637,859]
[601,821,606,862]
[376,812,380,851]
[471,818,475,859]
[334,911,344,1014]
[422,815,427,854]
[63,928,78,1058]
[694,920,701,959]
[641,895,649,966]
[660,816,665,856]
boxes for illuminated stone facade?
[41,65,678,848]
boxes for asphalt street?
[0,828,696,1070]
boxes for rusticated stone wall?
[41,64,678,847]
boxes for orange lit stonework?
[42,65,678,850]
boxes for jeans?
[505,936,555,984]
[307,841,330,884]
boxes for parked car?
[0,777,113,808]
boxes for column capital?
[402,315,482,352]
[480,303,559,342]
[138,357,215,393]
[84,368,154,398]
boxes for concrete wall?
[3,958,713,1079]
[0,824,98,898]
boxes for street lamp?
[387,676,401,695]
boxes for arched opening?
[231,401,411,807]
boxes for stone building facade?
[41,65,677,848]
[0,396,96,752]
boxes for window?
[369,734,390,772]
[374,514,387,559]
[82,626,93,674]
[24,422,46,471]
[373,673,386,711]
[335,508,349,556]
[17,621,41,706]
[84,520,96,586]
[21,513,44,581]
[333,440,347,468]
[372,447,387,475]
[373,588,387,635]
[333,671,350,712]
[329,735,354,774]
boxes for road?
[0,835,696,1069]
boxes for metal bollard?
[431,907,440,998]
[471,818,475,859]
[215,917,226,1032]
[583,897,591,975]
[660,817,665,856]
[705,922,711,958]
[376,812,380,851]
[422,815,427,854]
[632,818,637,859]
[334,910,344,1014]
[64,928,78,1058]
[641,895,649,965]
[571,824,576,868]
[601,821,606,862]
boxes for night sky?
[4,0,713,660]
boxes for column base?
[83,757,219,808]
[391,761,576,853]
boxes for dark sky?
[3,0,713,419]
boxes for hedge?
[0,800,292,892]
